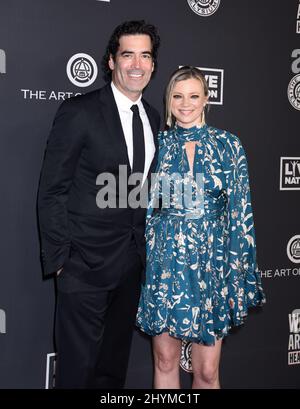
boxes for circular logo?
[66,53,98,88]
[287,74,300,110]
[179,340,193,373]
[287,235,300,264]
[187,0,221,17]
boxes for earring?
[167,112,172,127]
[201,105,206,125]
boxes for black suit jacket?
[38,84,160,287]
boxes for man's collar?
[111,82,142,111]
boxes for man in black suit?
[38,20,160,388]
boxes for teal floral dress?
[136,124,266,346]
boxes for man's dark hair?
[101,20,160,82]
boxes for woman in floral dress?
[136,66,265,388]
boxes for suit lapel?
[98,84,131,169]
[143,99,159,183]
[98,85,159,187]
[142,99,159,149]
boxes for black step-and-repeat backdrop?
[0,0,299,389]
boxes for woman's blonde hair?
[164,66,209,128]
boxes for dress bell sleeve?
[223,134,266,309]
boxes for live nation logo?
[288,309,300,365]
[180,66,224,105]
[200,67,224,105]
[280,157,300,190]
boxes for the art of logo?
[287,235,300,264]
[280,157,300,190]
[45,353,57,389]
[187,0,221,17]
[66,53,98,88]
[260,267,300,279]
[0,49,6,74]
[0,309,6,334]
[180,340,193,372]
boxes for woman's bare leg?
[191,339,222,389]
[152,333,181,389]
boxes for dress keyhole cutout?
[184,141,197,174]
